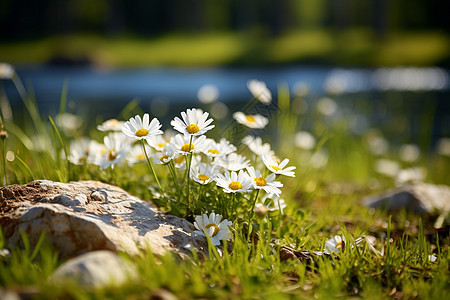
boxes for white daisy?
[260,193,287,214]
[172,154,186,170]
[325,235,346,253]
[191,163,219,185]
[247,79,272,104]
[202,138,236,158]
[97,119,125,132]
[294,131,316,150]
[126,144,151,165]
[0,63,15,79]
[262,155,296,177]
[147,134,169,151]
[242,136,274,156]
[215,170,253,193]
[170,134,207,155]
[233,112,269,129]
[68,138,91,165]
[171,108,215,136]
[94,132,130,169]
[194,213,232,246]
[197,84,219,104]
[86,140,106,164]
[246,166,283,196]
[122,113,163,140]
[214,152,250,171]
[153,145,176,165]
[56,113,83,133]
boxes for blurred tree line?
[1,0,448,41]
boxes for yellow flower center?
[186,124,200,134]
[181,143,194,152]
[229,181,242,191]
[208,149,219,155]
[174,156,184,164]
[336,241,345,250]
[108,119,119,125]
[160,155,169,162]
[157,143,165,148]
[272,166,282,171]
[108,150,116,161]
[205,223,220,237]
[137,154,145,160]
[245,115,256,123]
[135,128,149,137]
[198,174,210,183]
[254,176,267,187]
[78,157,87,164]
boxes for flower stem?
[168,161,181,201]
[186,135,194,211]
[248,189,260,228]
[1,137,7,185]
[141,140,163,195]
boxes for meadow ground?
[0,72,449,299]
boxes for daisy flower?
[194,213,232,246]
[324,235,365,254]
[147,134,169,151]
[94,132,130,169]
[85,140,106,164]
[122,113,163,140]
[97,119,125,132]
[197,84,219,104]
[247,79,272,104]
[214,152,250,171]
[0,63,15,79]
[172,154,186,170]
[215,170,253,193]
[153,145,176,165]
[170,134,207,155]
[233,112,269,129]
[262,155,296,177]
[126,144,151,165]
[260,193,287,214]
[202,138,236,158]
[242,136,274,156]
[171,108,215,136]
[246,166,283,196]
[191,163,219,185]
[68,137,91,165]
[325,235,346,253]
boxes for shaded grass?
[0,29,448,67]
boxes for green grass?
[0,29,448,67]
[0,73,449,299]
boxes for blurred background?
[1,0,449,67]
[0,0,449,144]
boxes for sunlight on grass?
[0,69,448,299]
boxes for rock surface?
[50,250,136,288]
[0,180,207,258]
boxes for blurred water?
[2,65,449,144]
[4,65,448,107]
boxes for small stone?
[362,182,450,228]
[50,250,136,288]
[90,190,106,202]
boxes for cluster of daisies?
[68,102,295,245]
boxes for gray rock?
[362,183,450,227]
[0,180,207,258]
[50,250,136,288]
